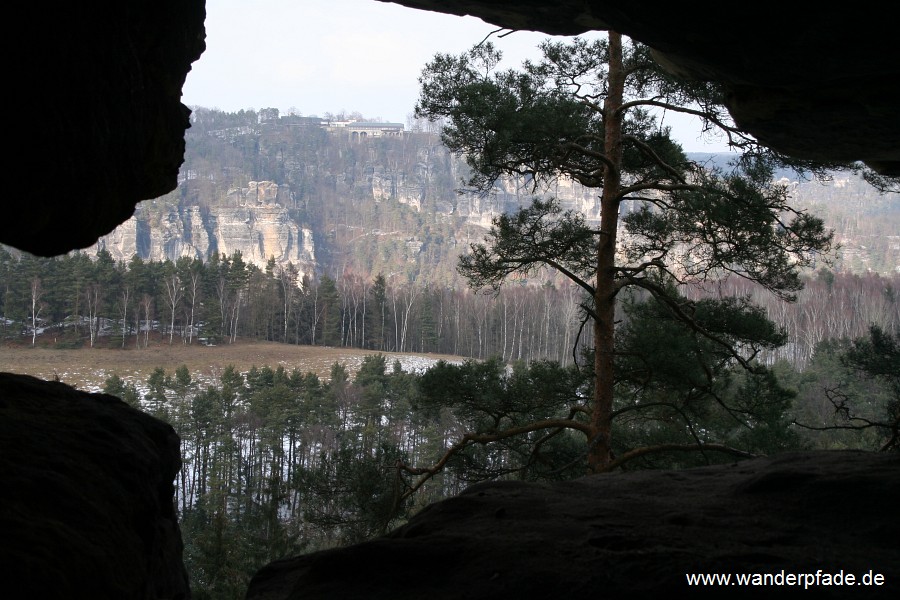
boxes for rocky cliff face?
[84,119,899,280]
[454,172,603,229]
[93,180,317,280]
[86,122,900,280]
[89,125,606,280]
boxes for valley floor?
[0,337,467,392]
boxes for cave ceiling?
[382,1,900,176]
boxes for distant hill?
[88,108,899,280]
[91,108,611,285]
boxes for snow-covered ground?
[69,353,463,397]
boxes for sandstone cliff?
[89,115,610,282]
[93,180,317,280]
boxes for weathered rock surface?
[0,372,190,599]
[93,181,317,279]
[246,450,899,599]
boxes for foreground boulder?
[0,373,190,599]
[247,450,899,599]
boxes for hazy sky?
[182,0,732,152]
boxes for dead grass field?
[0,337,467,392]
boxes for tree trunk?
[30,277,42,347]
[588,31,625,473]
[120,287,129,349]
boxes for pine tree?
[415,33,834,471]
[316,274,342,346]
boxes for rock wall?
[93,181,317,280]
[90,135,603,278]
[453,172,603,229]
[8,0,206,257]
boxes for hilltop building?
[324,119,405,140]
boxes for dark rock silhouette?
[246,450,899,599]
[7,1,205,257]
[0,373,189,599]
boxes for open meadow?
[0,337,467,394]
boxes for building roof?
[337,121,404,129]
